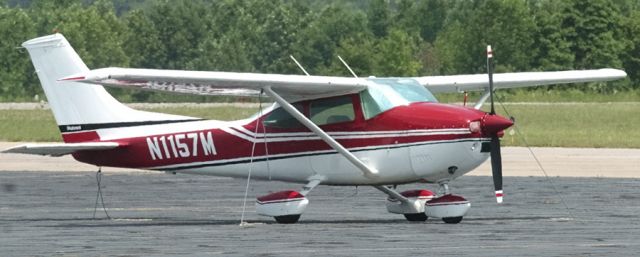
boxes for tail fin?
[22,34,196,142]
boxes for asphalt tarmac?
[1,170,639,256]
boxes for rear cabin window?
[310,96,355,126]
[263,104,304,129]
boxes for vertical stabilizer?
[22,34,196,142]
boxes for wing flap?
[415,69,627,93]
[61,67,369,100]
[2,142,120,157]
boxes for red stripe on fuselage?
[71,101,489,169]
[71,127,482,169]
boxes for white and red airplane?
[4,34,626,224]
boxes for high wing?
[414,69,627,93]
[2,142,121,157]
[61,67,368,100]
[64,67,627,98]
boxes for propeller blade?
[486,45,503,203]
[490,135,503,203]
[487,45,495,115]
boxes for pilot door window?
[309,96,355,126]
[263,103,304,129]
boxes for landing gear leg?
[437,181,450,195]
[384,187,435,222]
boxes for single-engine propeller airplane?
[4,34,627,224]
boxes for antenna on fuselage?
[338,55,358,78]
[289,55,310,76]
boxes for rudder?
[22,34,195,142]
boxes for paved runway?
[1,170,640,256]
[3,143,640,178]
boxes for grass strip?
[1,103,638,148]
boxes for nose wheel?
[425,182,470,224]
[385,182,470,224]
[404,213,428,222]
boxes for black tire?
[442,216,463,224]
[404,213,428,222]
[274,215,301,224]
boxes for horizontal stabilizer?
[2,142,120,157]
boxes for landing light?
[469,121,481,133]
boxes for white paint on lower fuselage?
[166,139,489,185]
[85,116,489,185]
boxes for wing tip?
[607,68,627,79]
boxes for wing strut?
[263,87,408,203]
[473,88,491,110]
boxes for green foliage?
[373,29,421,76]
[141,0,210,70]
[0,7,36,101]
[0,0,639,102]
[323,33,377,77]
[367,0,389,38]
[621,10,640,83]
[292,4,369,75]
[436,0,537,73]
[531,1,575,71]
[394,0,448,43]
[122,9,165,69]
[562,0,624,70]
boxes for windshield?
[361,78,438,119]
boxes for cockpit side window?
[310,96,355,126]
[360,78,439,120]
[263,103,304,129]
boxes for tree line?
[1,0,639,102]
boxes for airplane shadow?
[26,215,565,228]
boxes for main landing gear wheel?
[274,214,301,224]
[256,190,309,224]
[404,213,428,222]
[442,216,463,224]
